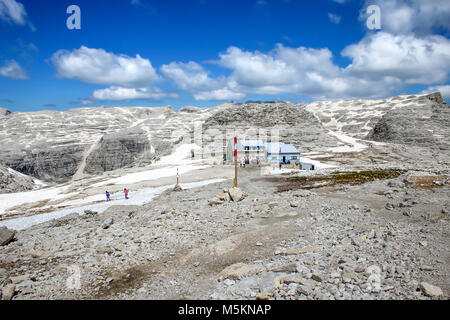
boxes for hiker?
[106,191,110,201]
[124,188,129,200]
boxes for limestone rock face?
[367,93,450,150]
[203,102,341,154]
[1,144,86,183]
[0,106,215,183]
[0,164,37,193]
[84,127,151,174]
[0,92,447,185]
[306,93,447,140]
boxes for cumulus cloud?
[161,32,450,101]
[215,45,382,98]
[51,46,159,88]
[91,86,178,101]
[161,61,216,91]
[0,59,28,79]
[161,61,245,101]
[342,32,450,85]
[361,0,450,35]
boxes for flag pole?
[234,136,238,188]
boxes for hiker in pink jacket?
[124,188,129,199]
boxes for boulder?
[311,272,324,282]
[218,263,264,280]
[173,184,183,192]
[282,274,315,287]
[102,218,114,229]
[227,188,247,202]
[269,262,298,273]
[208,199,224,206]
[0,227,15,246]
[420,282,443,298]
[1,283,16,300]
[216,193,226,201]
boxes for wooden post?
[234,136,238,188]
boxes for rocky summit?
[0,92,448,300]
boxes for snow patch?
[0,178,226,231]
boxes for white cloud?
[51,46,159,88]
[422,84,450,100]
[328,13,341,24]
[0,0,26,25]
[160,61,244,101]
[193,89,246,101]
[215,45,367,98]
[342,32,450,85]
[160,61,216,91]
[362,0,450,35]
[218,46,298,90]
[162,32,450,101]
[0,59,28,79]
[92,86,178,101]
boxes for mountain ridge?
[0,92,447,189]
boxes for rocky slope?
[0,106,214,183]
[0,93,447,187]
[202,102,341,154]
[0,169,448,300]
[305,93,445,139]
[367,93,450,150]
[0,164,39,194]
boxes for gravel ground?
[1,166,448,300]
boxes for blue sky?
[0,0,449,112]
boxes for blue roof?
[265,142,300,154]
[240,139,265,147]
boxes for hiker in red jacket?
[124,188,129,199]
